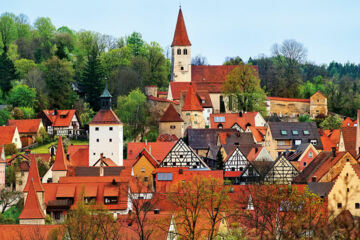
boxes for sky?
[2,0,360,65]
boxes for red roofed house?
[41,109,80,136]
[8,119,44,147]
[210,112,266,132]
[0,126,22,150]
[159,104,184,138]
[89,86,123,166]
[181,84,205,130]
[132,148,159,185]
[126,141,175,162]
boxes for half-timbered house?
[264,155,299,184]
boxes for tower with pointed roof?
[181,84,205,130]
[171,7,192,82]
[159,104,184,138]
[52,136,68,183]
[89,86,123,166]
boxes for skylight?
[303,130,310,135]
[281,130,287,135]
[292,130,299,135]
[214,116,225,123]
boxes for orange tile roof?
[320,135,337,151]
[0,126,16,146]
[135,148,159,168]
[182,84,203,111]
[169,82,190,100]
[52,136,67,171]
[23,155,44,192]
[19,179,45,220]
[171,8,191,46]
[84,185,98,197]
[159,104,183,122]
[156,134,178,142]
[68,145,89,167]
[267,96,310,102]
[342,127,356,153]
[127,142,175,161]
[246,147,263,161]
[8,119,42,134]
[249,126,265,142]
[311,152,347,182]
[56,184,76,198]
[43,109,77,127]
[0,225,60,240]
[192,65,247,83]
[210,112,259,130]
[342,117,357,127]
[148,95,179,104]
[104,185,119,197]
[90,109,121,124]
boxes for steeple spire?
[23,155,44,192]
[171,8,191,47]
[52,136,67,171]
[100,83,112,110]
[19,179,45,222]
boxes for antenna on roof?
[179,1,181,9]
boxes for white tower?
[89,86,123,166]
[171,8,192,82]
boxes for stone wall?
[182,111,205,130]
[269,100,310,117]
[310,92,328,117]
[159,122,184,138]
[148,99,180,123]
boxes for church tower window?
[183,49,187,55]
[177,49,181,55]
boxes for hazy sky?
[3,0,360,65]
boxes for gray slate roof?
[308,182,334,198]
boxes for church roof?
[23,155,44,192]
[52,136,67,171]
[90,109,121,125]
[100,87,112,98]
[171,8,191,47]
[160,104,183,122]
[182,84,203,111]
[19,179,45,220]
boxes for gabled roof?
[182,84,203,111]
[134,148,159,168]
[19,179,45,220]
[320,133,337,151]
[308,182,334,198]
[171,8,191,47]
[127,141,175,161]
[8,119,42,134]
[90,109,121,124]
[342,117,356,127]
[159,104,183,122]
[42,109,77,127]
[181,90,213,108]
[0,126,16,145]
[192,65,256,83]
[210,112,260,130]
[342,127,356,154]
[67,145,89,167]
[52,136,67,171]
[23,155,44,192]
[246,147,263,162]
[248,126,266,142]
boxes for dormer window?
[183,49,188,55]
[310,140,317,145]
[303,130,310,135]
[177,49,181,55]
[292,130,299,135]
[281,130,287,135]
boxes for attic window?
[356,203,360,209]
[181,66,184,70]
[309,152,313,158]
[303,130,310,135]
[60,115,67,119]
[295,140,301,145]
[337,203,342,209]
[310,140,317,145]
[281,130,287,135]
[292,130,299,135]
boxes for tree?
[79,102,95,127]
[0,108,11,125]
[127,32,146,56]
[0,51,17,95]
[14,58,37,79]
[34,17,56,61]
[192,55,208,65]
[320,115,343,130]
[19,107,35,119]
[223,65,267,115]
[109,66,142,99]
[0,188,21,213]
[4,143,17,156]
[5,165,16,188]
[80,44,104,110]
[43,56,77,109]
[216,149,224,170]
[298,114,311,122]
[0,14,17,52]
[115,89,149,141]
[7,84,37,108]
[224,56,243,65]
[53,32,75,60]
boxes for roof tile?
[19,179,45,220]
[52,136,67,171]
[171,8,191,47]
[159,104,183,122]
[8,119,42,134]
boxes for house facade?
[41,109,81,137]
[8,119,44,147]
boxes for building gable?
[224,147,250,172]
[265,155,298,184]
[160,139,209,169]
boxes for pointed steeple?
[23,155,44,192]
[182,84,203,111]
[100,82,112,110]
[19,179,45,221]
[171,8,191,47]
[160,104,184,122]
[52,136,67,171]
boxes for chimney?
[54,109,58,116]
[100,153,104,176]
[154,209,160,214]
[255,147,258,154]
[239,112,243,117]
[331,147,336,157]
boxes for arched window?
[183,49,188,55]
[177,49,181,55]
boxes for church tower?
[171,8,192,82]
[89,85,123,166]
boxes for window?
[310,140,317,145]
[84,197,96,204]
[180,155,183,158]
[109,127,113,131]
[109,138,112,142]
[54,211,61,220]
[231,167,235,171]
[195,114,198,117]
[312,176,316,182]
[144,177,149,182]
[281,130,287,135]
[181,66,184,70]
[308,152,313,158]
[170,125,176,129]
[194,121,198,124]
[141,168,145,173]
[337,203,342,209]
[95,127,99,131]
[96,139,99,142]
[93,153,96,155]
[347,188,350,192]
[303,162,307,167]
[295,140,302,145]
[239,167,243,171]
[356,203,360,209]
[183,49,187,55]
[292,130,299,135]
[303,130,310,135]
[186,113,190,116]
[234,142,239,146]
[104,197,118,204]
[60,115,66,119]
[277,141,286,146]
[177,49,181,55]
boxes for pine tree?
[0,52,17,96]
[216,149,224,170]
[81,44,104,110]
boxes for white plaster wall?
[89,124,123,166]
[203,108,212,127]
[254,113,266,127]
[42,165,53,183]
[171,46,191,82]
[12,128,22,149]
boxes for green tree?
[33,17,56,61]
[126,32,146,56]
[216,149,224,170]
[223,65,267,115]
[298,114,311,122]
[0,14,17,53]
[43,56,77,109]
[53,32,75,60]
[14,58,37,79]
[0,108,11,125]
[224,56,243,65]
[0,52,17,95]
[115,89,149,141]
[79,102,95,126]
[5,165,16,188]
[100,46,132,76]
[7,84,37,107]
[320,115,343,130]
[80,44,104,110]
[19,107,35,119]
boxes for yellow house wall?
[159,122,184,138]
[264,128,278,160]
[319,153,357,182]
[269,100,310,117]
[182,111,205,130]
[310,92,328,117]
[133,155,156,185]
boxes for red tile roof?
[210,112,259,130]
[19,179,45,220]
[134,148,159,168]
[169,82,190,100]
[191,65,242,82]
[267,97,310,102]
[342,117,357,127]
[127,142,175,161]
[342,127,356,153]
[68,145,89,167]
[90,109,121,124]
[56,184,76,198]
[159,104,183,122]
[52,136,67,171]
[248,126,265,142]
[224,171,242,177]
[247,147,263,161]
[182,84,203,111]
[8,119,42,134]
[171,8,191,47]
[43,109,77,127]
[23,155,44,192]
[156,134,178,142]
[0,126,16,146]
[320,134,337,151]
[0,225,60,240]
[148,95,179,104]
